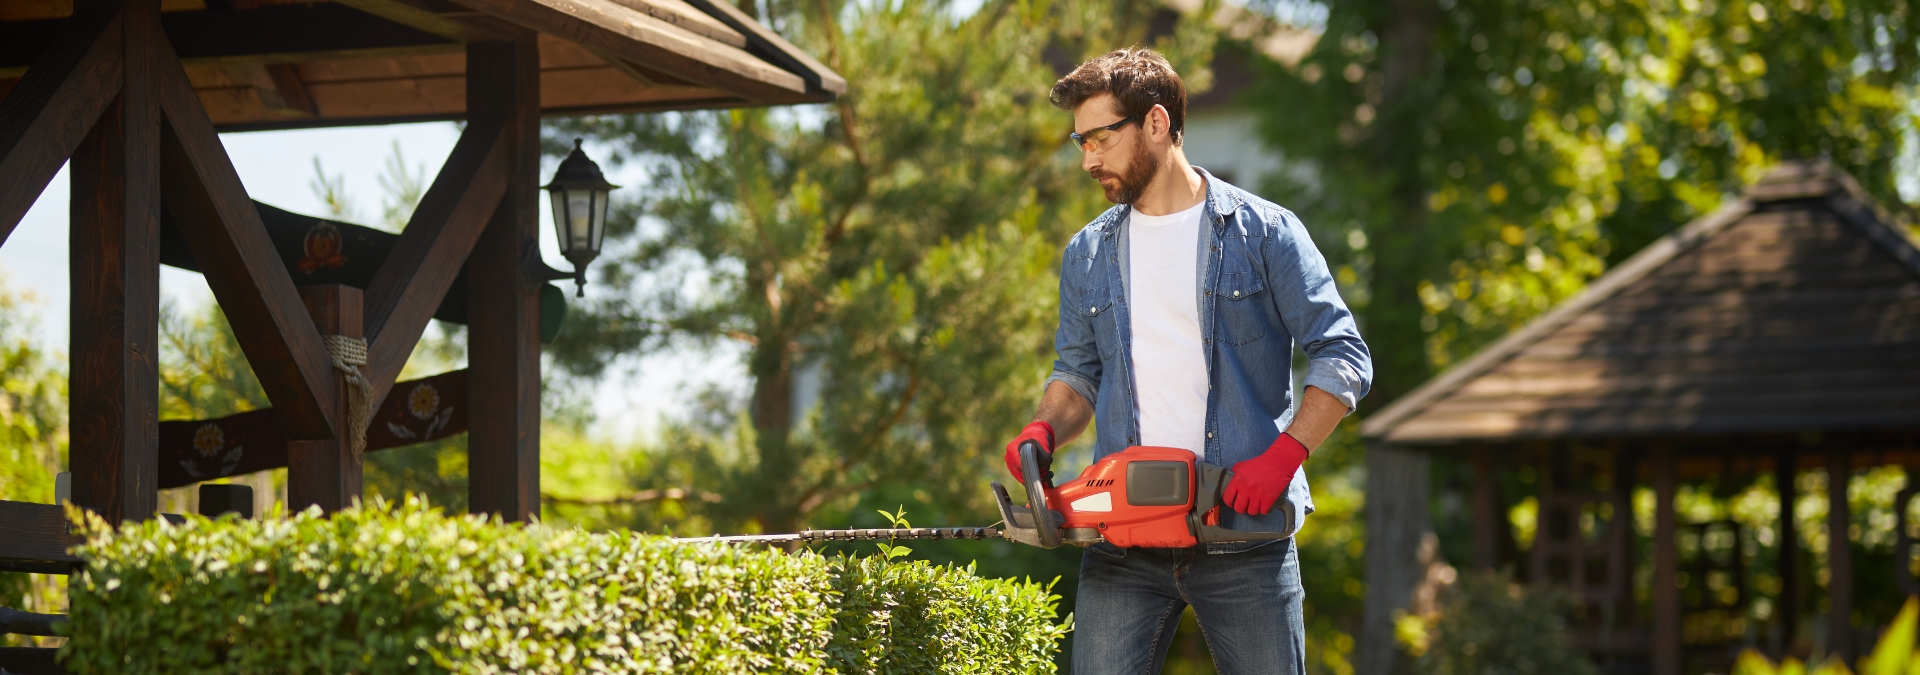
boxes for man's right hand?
[1004,421,1056,484]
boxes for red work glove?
[1223,432,1309,516]
[1004,421,1055,484]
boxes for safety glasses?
[1070,116,1140,153]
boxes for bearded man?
[1004,48,1372,674]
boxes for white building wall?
[1181,108,1284,196]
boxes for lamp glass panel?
[566,190,594,248]
[548,189,570,251]
[591,190,608,250]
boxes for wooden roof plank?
[678,0,845,94]
[445,0,807,100]
[602,0,743,48]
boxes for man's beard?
[1091,136,1158,205]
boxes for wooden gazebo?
[1362,162,1920,674]
[0,0,839,668]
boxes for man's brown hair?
[1050,47,1187,145]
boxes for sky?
[1,123,737,442]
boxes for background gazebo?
[0,0,839,669]
[1362,162,1920,675]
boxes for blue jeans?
[1072,539,1305,674]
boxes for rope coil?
[321,335,372,463]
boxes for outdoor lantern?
[544,138,619,297]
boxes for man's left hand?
[1223,433,1309,516]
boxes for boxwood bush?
[59,497,1068,674]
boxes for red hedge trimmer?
[686,443,1290,548]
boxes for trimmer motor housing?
[993,443,1291,549]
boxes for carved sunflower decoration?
[192,424,225,458]
[408,384,440,420]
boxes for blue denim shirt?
[1044,167,1372,552]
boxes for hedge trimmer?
[685,443,1291,549]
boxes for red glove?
[1004,421,1055,484]
[1223,433,1308,516]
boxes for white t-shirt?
[1127,201,1209,459]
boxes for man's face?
[1073,94,1159,205]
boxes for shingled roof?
[0,0,845,130]
[1362,162,1920,445]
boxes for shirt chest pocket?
[1216,272,1273,346]
[1081,286,1121,358]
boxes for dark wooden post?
[1357,441,1431,675]
[1826,449,1852,662]
[1652,447,1680,675]
[1616,448,1640,610]
[287,284,363,512]
[69,0,160,525]
[1778,449,1799,652]
[1470,447,1500,572]
[464,36,542,521]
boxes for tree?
[546,0,1218,535]
[1244,0,1920,670]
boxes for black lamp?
[543,138,618,297]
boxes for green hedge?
[60,498,1068,674]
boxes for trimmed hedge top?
[61,498,1068,674]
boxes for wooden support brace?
[287,285,364,513]
[153,30,339,441]
[69,0,160,526]
[0,9,123,246]
[465,38,542,521]
[361,117,508,404]
[1652,447,1681,675]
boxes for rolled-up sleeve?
[1045,239,1102,408]
[1265,207,1372,414]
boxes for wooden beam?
[154,32,338,441]
[70,0,159,527]
[361,117,508,403]
[1827,448,1853,662]
[1469,448,1499,572]
[0,501,82,567]
[0,8,121,244]
[286,285,364,513]
[464,38,541,521]
[224,63,316,117]
[262,64,315,114]
[0,5,457,74]
[327,0,518,42]
[0,647,61,674]
[1652,447,1680,675]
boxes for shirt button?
[1207,432,1215,439]
[1089,306,1096,314]
[1232,290,1241,297]
[1205,290,1213,296]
